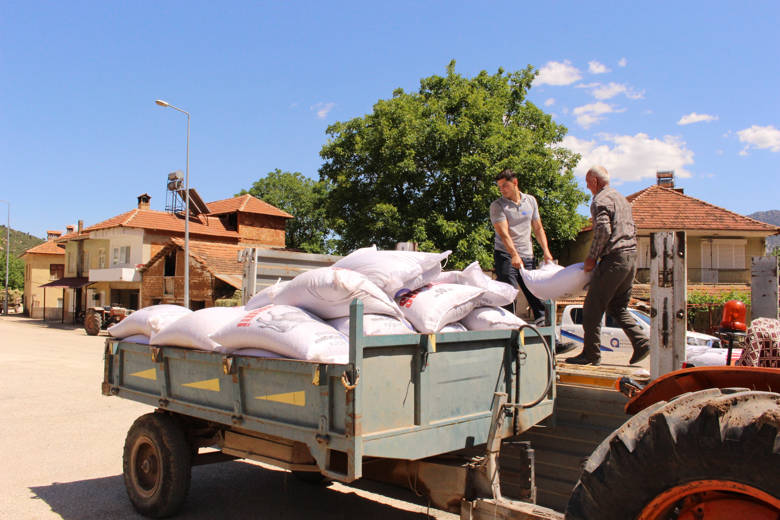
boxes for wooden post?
[649,231,687,379]
[751,256,779,320]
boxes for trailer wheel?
[123,413,192,518]
[84,310,102,336]
[565,389,780,520]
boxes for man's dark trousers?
[582,250,648,360]
[493,250,545,320]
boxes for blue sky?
[2,1,778,237]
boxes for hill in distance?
[0,226,45,256]
[748,210,780,251]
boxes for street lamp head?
[155,99,170,107]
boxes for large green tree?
[319,61,588,269]
[239,169,335,253]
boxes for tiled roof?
[83,209,239,238]
[141,238,244,288]
[207,194,293,219]
[21,239,65,256]
[582,185,780,234]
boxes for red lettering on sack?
[237,307,266,327]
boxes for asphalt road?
[0,316,456,520]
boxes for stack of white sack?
[397,283,486,333]
[244,279,289,310]
[434,261,518,307]
[520,262,592,300]
[252,267,404,320]
[150,306,248,352]
[462,306,527,331]
[333,245,452,299]
[210,304,348,363]
[108,304,193,341]
[328,314,415,336]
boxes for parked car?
[558,304,741,366]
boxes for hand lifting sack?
[520,262,592,300]
[462,306,527,331]
[150,306,247,351]
[434,261,518,307]
[273,266,404,320]
[107,304,192,339]
[397,283,486,333]
[210,304,349,363]
[245,279,290,311]
[333,245,452,299]
[328,314,416,336]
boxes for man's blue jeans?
[493,250,546,321]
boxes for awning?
[40,277,94,289]
[214,273,242,289]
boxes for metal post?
[649,231,687,378]
[1,200,9,316]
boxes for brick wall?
[238,213,286,246]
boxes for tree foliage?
[318,61,588,269]
[239,169,335,253]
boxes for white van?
[558,304,741,366]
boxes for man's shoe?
[565,352,601,366]
[629,344,650,364]
[533,316,546,327]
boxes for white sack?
[121,334,150,345]
[273,267,403,320]
[462,306,527,331]
[150,306,247,351]
[328,314,415,336]
[520,262,592,300]
[108,304,192,339]
[397,283,486,333]
[231,348,286,359]
[440,322,467,332]
[210,304,349,363]
[434,262,518,307]
[333,245,452,298]
[245,280,290,311]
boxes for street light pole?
[0,200,9,316]
[155,100,191,309]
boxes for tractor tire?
[565,388,780,520]
[123,413,192,518]
[84,311,102,336]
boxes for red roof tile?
[581,185,780,234]
[83,209,239,239]
[21,239,65,256]
[207,194,292,219]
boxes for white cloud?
[588,60,610,74]
[715,149,724,155]
[534,60,582,86]
[544,98,555,107]
[737,125,780,154]
[677,112,719,125]
[618,57,627,67]
[572,102,623,129]
[310,102,335,119]
[578,82,644,100]
[561,133,694,182]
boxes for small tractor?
[84,306,133,336]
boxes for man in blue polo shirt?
[489,168,553,325]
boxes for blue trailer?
[103,299,561,518]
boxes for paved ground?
[0,316,457,520]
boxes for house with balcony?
[55,193,291,322]
[561,172,780,292]
[20,230,66,319]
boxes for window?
[164,253,176,276]
[82,251,90,272]
[50,264,64,280]
[637,237,651,268]
[67,252,76,274]
[98,249,106,269]
[112,246,131,266]
[701,239,746,270]
[570,307,584,325]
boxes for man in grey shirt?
[490,168,553,324]
[566,165,649,366]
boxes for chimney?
[47,230,63,240]
[66,225,75,234]
[656,170,675,188]
[137,193,151,210]
[78,220,84,234]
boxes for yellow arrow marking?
[130,368,157,381]
[182,378,221,392]
[256,391,306,407]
